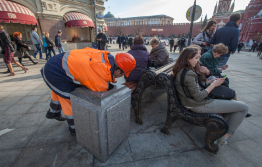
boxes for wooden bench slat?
[155,62,176,75]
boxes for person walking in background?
[125,35,151,83]
[109,36,112,44]
[125,35,129,49]
[257,42,262,58]
[45,33,56,60]
[150,38,169,67]
[95,28,108,50]
[30,27,43,59]
[42,32,49,59]
[174,38,178,52]
[55,30,64,54]
[0,25,27,76]
[169,37,174,52]
[238,41,244,53]
[193,20,217,54]
[13,32,38,66]
[210,13,241,66]
[180,36,187,53]
[128,36,133,49]
[121,34,126,50]
[249,41,258,52]
[117,35,121,49]
[0,39,10,73]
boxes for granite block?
[70,83,131,162]
[0,148,22,167]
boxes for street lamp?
[188,0,196,46]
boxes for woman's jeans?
[190,99,248,135]
[47,47,56,59]
[58,46,64,54]
[44,47,49,59]
[33,44,43,59]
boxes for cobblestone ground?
[0,44,262,167]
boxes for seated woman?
[150,38,169,67]
[13,32,38,66]
[200,43,228,77]
[172,46,249,145]
[124,35,151,83]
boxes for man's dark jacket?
[125,45,151,82]
[96,33,108,50]
[117,36,121,43]
[210,21,239,58]
[121,36,126,45]
[169,39,174,46]
[55,35,62,47]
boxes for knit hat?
[98,27,102,32]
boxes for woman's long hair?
[172,47,199,79]
[201,20,217,33]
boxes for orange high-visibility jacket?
[41,47,115,99]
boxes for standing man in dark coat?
[121,34,126,50]
[169,37,174,52]
[117,35,121,49]
[95,28,108,50]
[128,37,133,49]
[109,36,112,44]
[249,41,258,52]
[238,41,244,53]
[210,13,241,66]
[180,36,186,53]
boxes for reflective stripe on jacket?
[41,47,115,99]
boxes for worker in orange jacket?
[41,47,136,136]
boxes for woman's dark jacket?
[124,45,152,82]
[45,37,55,48]
[0,30,15,52]
[14,37,29,52]
[150,43,169,67]
[128,37,133,45]
[200,50,221,76]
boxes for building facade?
[0,0,106,49]
[212,0,235,30]
[239,0,262,42]
[104,12,203,38]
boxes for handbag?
[180,68,235,100]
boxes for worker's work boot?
[69,127,76,136]
[46,109,66,121]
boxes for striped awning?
[104,23,108,31]
[64,12,94,28]
[0,0,37,25]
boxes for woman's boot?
[18,58,24,66]
[28,56,38,65]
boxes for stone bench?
[156,71,229,154]
[123,60,176,125]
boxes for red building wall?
[106,23,203,37]
[239,0,262,42]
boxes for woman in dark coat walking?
[13,32,38,66]
[125,35,151,83]
[0,25,27,76]
[128,37,133,49]
[45,33,56,60]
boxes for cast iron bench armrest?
[156,72,229,154]
[123,61,175,125]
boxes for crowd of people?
[0,12,254,146]
[0,26,64,76]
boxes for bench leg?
[204,118,229,154]
[131,71,157,125]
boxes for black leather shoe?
[245,113,252,118]
[46,110,66,121]
[33,62,38,65]
[69,127,76,136]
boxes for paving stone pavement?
[0,45,262,167]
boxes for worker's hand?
[201,42,207,46]
[28,47,31,50]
